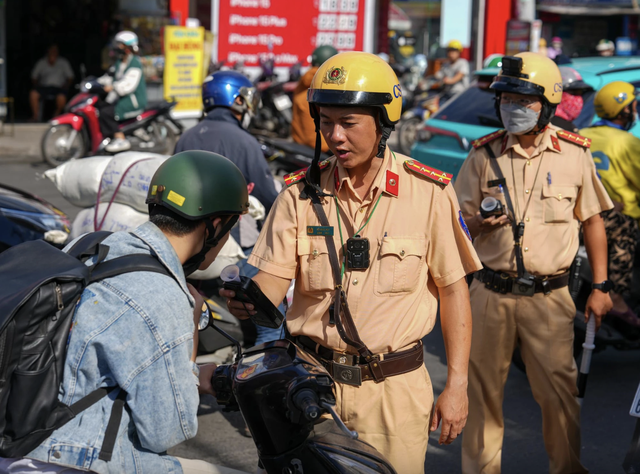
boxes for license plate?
[630,382,640,418]
[273,94,292,111]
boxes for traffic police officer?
[455,53,613,474]
[222,52,482,473]
[580,82,640,325]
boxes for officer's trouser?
[462,280,587,474]
[334,364,433,474]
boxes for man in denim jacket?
[0,151,250,474]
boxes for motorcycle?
[41,77,184,167]
[256,134,325,178]
[396,89,442,156]
[211,332,398,474]
[0,182,70,253]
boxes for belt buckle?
[331,353,362,386]
[541,277,551,295]
[332,362,362,386]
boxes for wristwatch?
[592,280,613,293]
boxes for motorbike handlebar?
[292,389,323,422]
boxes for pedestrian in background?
[29,44,74,122]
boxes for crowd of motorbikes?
[3,53,639,473]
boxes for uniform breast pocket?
[542,184,577,224]
[374,237,426,295]
[297,237,335,293]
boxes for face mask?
[625,112,637,131]
[500,103,541,135]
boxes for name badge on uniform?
[307,226,334,236]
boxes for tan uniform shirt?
[455,125,613,276]
[248,148,481,354]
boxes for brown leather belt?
[474,266,570,296]
[295,335,424,386]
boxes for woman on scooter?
[97,31,147,153]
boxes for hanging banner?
[163,26,205,113]
[505,20,531,56]
[212,0,374,69]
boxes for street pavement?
[0,128,638,473]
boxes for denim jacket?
[26,222,199,474]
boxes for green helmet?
[146,150,249,219]
[311,45,338,67]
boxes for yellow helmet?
[491,52,563,105]
[307,51,402,127]
[447,39,463,52]
[594,81,636,119]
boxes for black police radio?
[346,236,370,270]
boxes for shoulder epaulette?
[556,130,591,148]
[403,160,451,186]
[471,129,507,149]
[283,159,332,187]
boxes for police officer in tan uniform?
[221,52,482,473]
[455,53,613,474]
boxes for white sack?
[44,156,111,208]
[70,202,149,239]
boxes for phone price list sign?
[164,26,206,113]
[214,0,367,67]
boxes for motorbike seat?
[265,138,319,158]
[145,100,175,111]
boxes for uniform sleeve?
[453,147,485,220]
[574,148,614,222]
[247,187,298,280]
[427,184,482,287]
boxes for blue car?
[411,57,640,179]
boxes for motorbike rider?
[550,66,592,132]
[222,51,482,473]
[96,31,147,153]
[580,81,640,326]
[174,70,280,345]
[291,44,338,152]
[434,39,470,103]
[0,151,249,474]
[597,39,616,56]
[455,52,613,474]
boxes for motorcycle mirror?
[203,300,243,362]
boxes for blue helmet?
[202,71,259,116]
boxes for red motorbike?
[41,77,183,166]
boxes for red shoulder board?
[471,129,507,149]
[283,159,332,187]
[403,160,451,186]
[556,130,591,149]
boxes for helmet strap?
[377,125,394,158]
[302,118,325,199]
[181,216,240,276]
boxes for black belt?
[294,335,424,386]
[474,266,570,295]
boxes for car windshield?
[432,75,502,127]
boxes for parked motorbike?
[256,134,323,178]
[41,77,184,167]
[0,182,70,253]
[396,89,441,156]
[212,335,398,474]
[251,81,295,138]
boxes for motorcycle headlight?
[323,451,392,474]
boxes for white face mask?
[500,103,541,135]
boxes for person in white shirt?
[29,44,74,121]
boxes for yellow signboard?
[164,26,205,113]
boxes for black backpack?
[0,231,172,461]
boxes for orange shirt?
[291,67,329,152]
[248,148,481,354]
[455,125,613,276]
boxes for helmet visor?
[490,75,546,97]
[307,89,393,107]
[239,86,260,113]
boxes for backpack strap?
[67,231,113,260]
[89,254,172,283]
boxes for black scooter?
[211,334,397,474]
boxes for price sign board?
[164,26,206,113]
[212,0,374,68]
